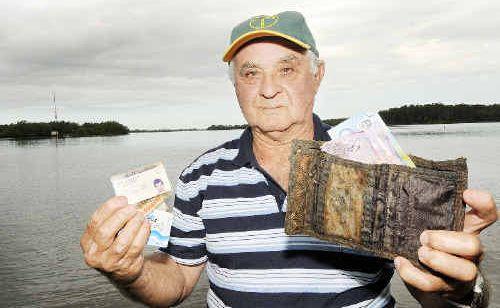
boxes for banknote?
[110,162,174,247]
[321,112,415,167]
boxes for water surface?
[0,123,498,307]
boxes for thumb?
[463,189,498,235]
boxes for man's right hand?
[80,196,151,285]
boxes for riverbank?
[204,103,500,130]
[3,103,499,137]
[0,121,129,139]
[187,103,500,131]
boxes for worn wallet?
[284,139,468,265]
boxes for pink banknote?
[321,112,415,167]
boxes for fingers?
[81,196,128,252]
[80,231,92,252]
[463,189,498,234]
[127,220,151,258]
[420,230,483,260]
[107,212,146,258]
[89,196,129,231]
[417,246,478,282]
[94,205,137,250]
[397,229,482,295]
[463,189,496,215]
[106,219,150,281]
[395,256,453,293]
[81,197,151,283]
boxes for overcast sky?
[1,0,499,129]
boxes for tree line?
[206,103,500,130]
[207,124,248,130]
[0,121,129,138]
[378,103,500,125]
[2,104,498,137]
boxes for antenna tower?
[52,91,58,121]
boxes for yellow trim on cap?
[222,30,311,62]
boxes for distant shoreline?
[1,120,498,139]
[130,120,499,134]
[2,103,499,138]
[0,121,129,139]
[131,128,204,133]
[135,103,500,132]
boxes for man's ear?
[313,60,325,92]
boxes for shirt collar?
[233,113,331,167]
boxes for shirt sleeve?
[158,172,207,265]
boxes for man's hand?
[395,189,498,303]
[80,196,151,284]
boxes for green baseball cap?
[222,11,318,62]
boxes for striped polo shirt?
[161,114,395,308]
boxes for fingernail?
[420,231,429,245]
[394,257,401,269]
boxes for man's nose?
[259,72,282,99]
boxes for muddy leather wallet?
[285,139,468,265]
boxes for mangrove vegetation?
[0,121,129,139]
[2,103,498,137]
[378,103,500,125]
[206,103,500,130]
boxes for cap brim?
[222,30,310,62]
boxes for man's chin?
[253,120,294,134]
[245,110,305,134]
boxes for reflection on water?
[392,122,500,137]
[0,123,499,308]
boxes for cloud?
[1,0,498,128]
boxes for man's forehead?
[279,54,300,63]
[232,40,306,67]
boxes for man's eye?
[244,70,257,77]
[281,67,294,75]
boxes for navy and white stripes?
[161,115,395,307]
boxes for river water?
[0,122,499,307]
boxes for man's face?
[231,39,324,133]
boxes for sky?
[1,0,499,129]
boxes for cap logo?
[249,15,279,30]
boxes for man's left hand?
[395,188,498,302]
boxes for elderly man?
[81,11,497,307]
